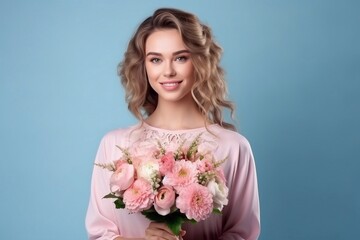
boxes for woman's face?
[145,29,195,105]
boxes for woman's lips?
[160,80,183,91]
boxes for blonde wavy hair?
[118,8,236,130]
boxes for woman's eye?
[175,56,188,62]
[150,58,161,63]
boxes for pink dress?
[85,123,260,240]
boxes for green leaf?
[166,215,186,236]
[142,209,165,222]
[114,198,125,209]
[141,209,188,236]
[213,208,222,214]
[103,193,118,199]
[188,218,197,224]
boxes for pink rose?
[110,162,135,193]
[154,185,176,216]
[123,178,154,212]
[176,183,213,222]
[114,159,126,170]
[159,152,175,176]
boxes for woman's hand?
[145,222,185,240]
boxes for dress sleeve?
[219,138,261,240]
[85,135,121,240]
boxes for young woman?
[86,8,260,240]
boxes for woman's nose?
[163,61,176,78]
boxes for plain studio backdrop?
[0,0,359,239]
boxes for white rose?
[136,159,159,182]
[207,180,229,211]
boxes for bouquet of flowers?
[96,134,229,236]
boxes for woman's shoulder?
[100,123,142,146]
[210,124,252,149]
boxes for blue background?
[1,0,359,239]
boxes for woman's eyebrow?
[146,49,190,57]
[146,52,162,56]
[173,50,190,55]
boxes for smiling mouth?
[160,81,183,86]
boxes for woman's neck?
[145,98,206,130]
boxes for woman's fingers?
[180,229,186,237]
[145,222,180,240]
[148,222,173,233]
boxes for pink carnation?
[159,152,175,176]
[162,160,198,191]
[176,183,213,221]
[123,178,154,212]
[196,158,215,173]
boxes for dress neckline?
[141,121,218,134]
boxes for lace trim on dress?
[127,123,219,152]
